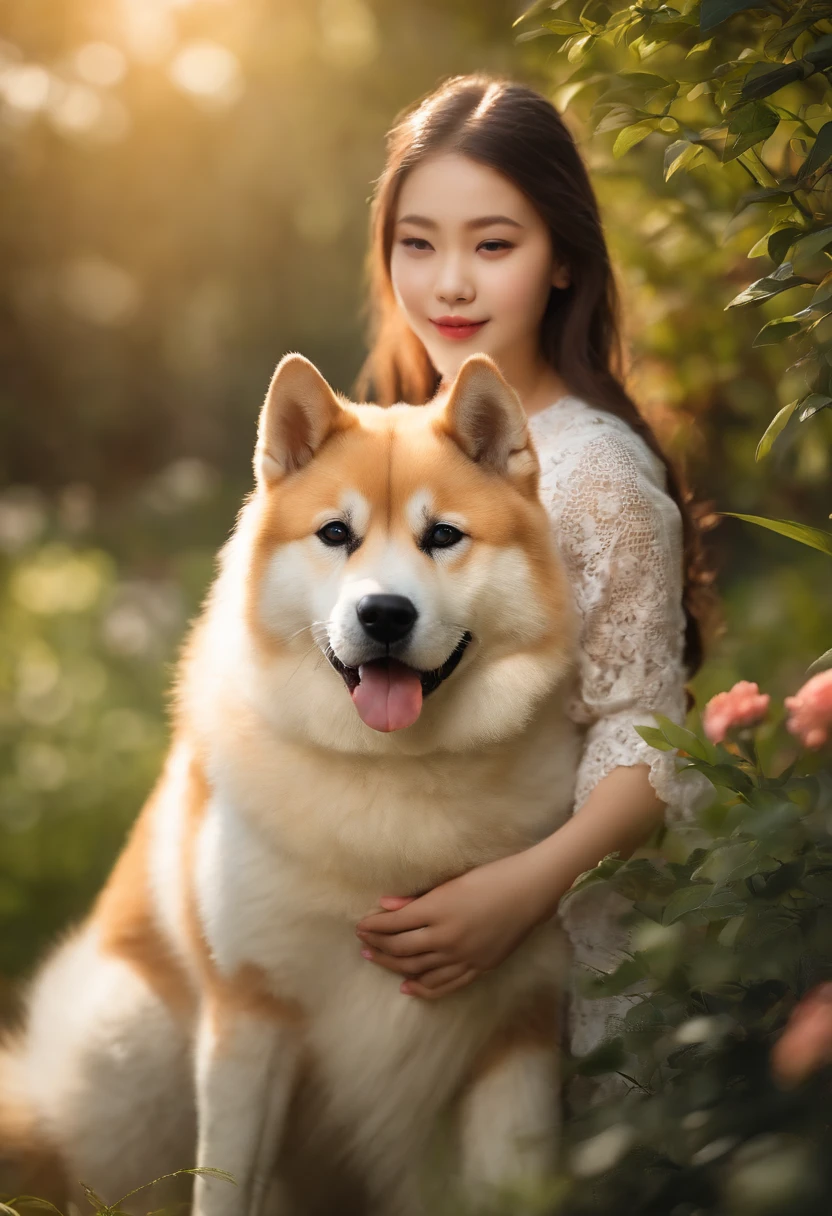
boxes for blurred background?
[0,0,829,1011]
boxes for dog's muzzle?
[324,630,473,733]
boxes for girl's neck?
[516,365,572,418]
[439,359,570,419]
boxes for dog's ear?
[255,354,351,484]
[439,355,533,478]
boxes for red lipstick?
[431,315,488,341]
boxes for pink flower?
[771,983,832,1087]
[702,680,771,744]
[784,669,832,751]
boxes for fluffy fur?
[0,353,580,1216]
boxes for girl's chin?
[428,341,501,379]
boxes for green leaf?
[664,139,705,181]
[723,102,779,162]
[692,841,774,885]
[110,1167,236,1213]
[3,1205,64,1216]
[542,19,585,36]
[562,853,625,901]
[634,724,675,751]
[740,62,805,102]
[181,1169,237,1184]
[725,272,807,308]
[612,858,677,902]
[663,883,714,924]
[751,317,803,346]
[720,513,832,557]
[653,712,712,762]
[801,869,832,900]
[684,760,753,794]
[807,647,832,676]
[593,103,641,135]
[804,32,832,70]
[810,272,832,307]
[700,0,769,31]
[512,0,560,27]
[699,890,748,920]
[79,1185,108,1212]
[755,399,798,460]
[582,956,646,996]
[799,393,832,421]
[572,1036,626,1076]
[792,226,832,261]
[617,71,673,92]
[613,118,662,158]
[769,226,804,264]
[799,120,832,182]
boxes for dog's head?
[239,352,575,752]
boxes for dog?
[0,352,580,1215]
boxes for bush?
[560,699,832,1215]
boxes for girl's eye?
[425,523,465,551]
[401,237,433,251]
[479,240,512,253]
[317,521,351,547]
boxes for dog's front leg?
[456,999,561,1209]
[192,1004,301,1216]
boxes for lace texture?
[528,397,712,1084]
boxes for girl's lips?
[430,319,488,341]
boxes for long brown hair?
[355,73,714,679]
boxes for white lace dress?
[527,395,711,1089]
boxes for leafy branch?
[518,0,832,458]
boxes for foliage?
[0,1168,234,1216]
[719,510,832,670]
[557,708,832,1215]
[722,511,832,558]
[0,476,226,993]
[519,0,832,460]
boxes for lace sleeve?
[536,415,711,828]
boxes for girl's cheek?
[489,260,553,321]
[392,263,429,311]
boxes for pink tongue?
[351,660,424,732]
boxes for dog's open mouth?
[326,632,472,733]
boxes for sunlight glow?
[60,256,141,326]
[169,40,242,105]
[74,42,128,88]
[0,64,51,112]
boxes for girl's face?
[389,152,569,387]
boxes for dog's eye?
[317,521,351,547]
[426,523,464,550]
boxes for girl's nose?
[435,256,474,307]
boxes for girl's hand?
[355,849,556,1000]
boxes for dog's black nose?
[356,594,418,644]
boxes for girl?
[351,73,714,1092]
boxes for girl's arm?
[355,762,665,1000]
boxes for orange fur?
[466,988,560,1086]
[179,753,305,1035]
[96,781,195,1023]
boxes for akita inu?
[0,353,580,1216]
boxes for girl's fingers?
[357,903,432,934]
[358,927,436,957]
[411,962,467,989]
[402,968,478,1002]
[360,948,447,977]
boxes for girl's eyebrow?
[396,213,524,230]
